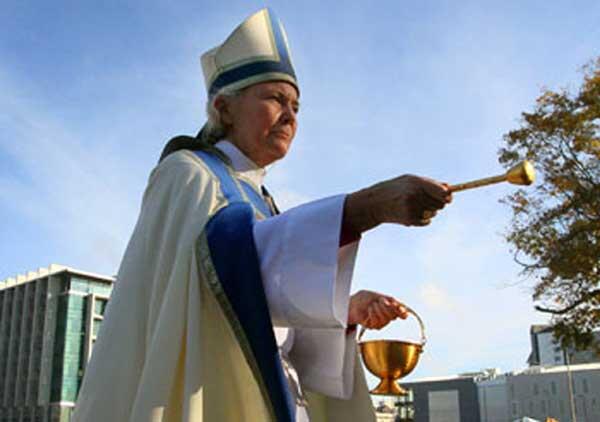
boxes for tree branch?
[535,289,600,314]
[561,133,596,184]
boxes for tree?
[499,58,600,350]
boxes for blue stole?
[196,151,295,422]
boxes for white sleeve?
[253,194,361,399]
[288,324,359,399]
[252,194,359,328]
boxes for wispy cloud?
[270,187,312,211]
[419,282,458,312]
[0,70,143,276]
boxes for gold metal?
[358,306,426,396]
[449,160,535,192]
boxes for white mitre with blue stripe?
[201,8,299,98]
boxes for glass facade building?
[0,265,113,422]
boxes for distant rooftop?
[404,373,484,384]
[0,264,114,290]
[513,362,600,376]
[530,324,553,334]
[405,362,600,385]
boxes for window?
[551,381,557,395]
[512,402,518,415]
[93,320,102,336]
[70,278,90,293]
[582,378,589,394]
[533,383,539,395]
[94,298,107,315]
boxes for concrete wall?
[506,366,600,422]
[537,331,565,366]
[478,378,508,422]
[403,377,481,422]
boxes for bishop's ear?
[213,95,234,126]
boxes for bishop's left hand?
[347,290,408,330]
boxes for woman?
[73,8,451,422]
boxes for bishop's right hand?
[344,174,452,233]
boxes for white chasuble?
[72,142,376,422]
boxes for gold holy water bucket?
[359,306,426,396]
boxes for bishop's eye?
[265,92,299,115]
[266,95,282,105]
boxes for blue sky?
[1,1,599,383]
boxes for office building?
[528,324,600,367]
[0,265,114,422]
[480,363,600,422]
[398,364,600,422]
[401,373,482,422]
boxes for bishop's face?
[220,81,300,167]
